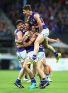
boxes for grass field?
[0,70,68,93]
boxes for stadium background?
[0,0,68,70]
[0,0,68,93]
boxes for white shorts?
[37,52,45,61]
[16,50,27,63]
[27,51,34,60]
[27,51,45,63]
[41,28,49,39]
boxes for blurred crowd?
[1,0,22,24]
[31,0,68,33]
[0,20,14,50]
[0,21,13,37]
[1,0,68,32]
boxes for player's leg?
[23,72,28,81]
[14,50,27,88]
[43,62,52,82]
[32,33,44,60]
[36,60,45,79]
[23,64,31,82]
[37,52,49,88]
[32,28,61,62]
[23,58,36,89]
[22,50,37,89]
[32,28,49,60]
[33,63,37,77]
[42,28,61,62]
[43,38,61,62]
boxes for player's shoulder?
[15,29,19,33]
[15,29,23,35]
[34,12,39,17]
[34,13,40,19]
[15,29,17,32]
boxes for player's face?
[17,22,24,30]
[32,26,35,32]
[24,23,29,30]
[23,10,30,17]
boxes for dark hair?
[23,4,32,11]
[16,19,24,26]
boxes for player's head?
[16,19,24,30]
[23,4,32,16]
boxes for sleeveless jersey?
[15,29,26,52]
[28,12,48,31]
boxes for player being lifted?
[23,5,61,63]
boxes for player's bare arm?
[16,31,29,43]
[34,14,43,32]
